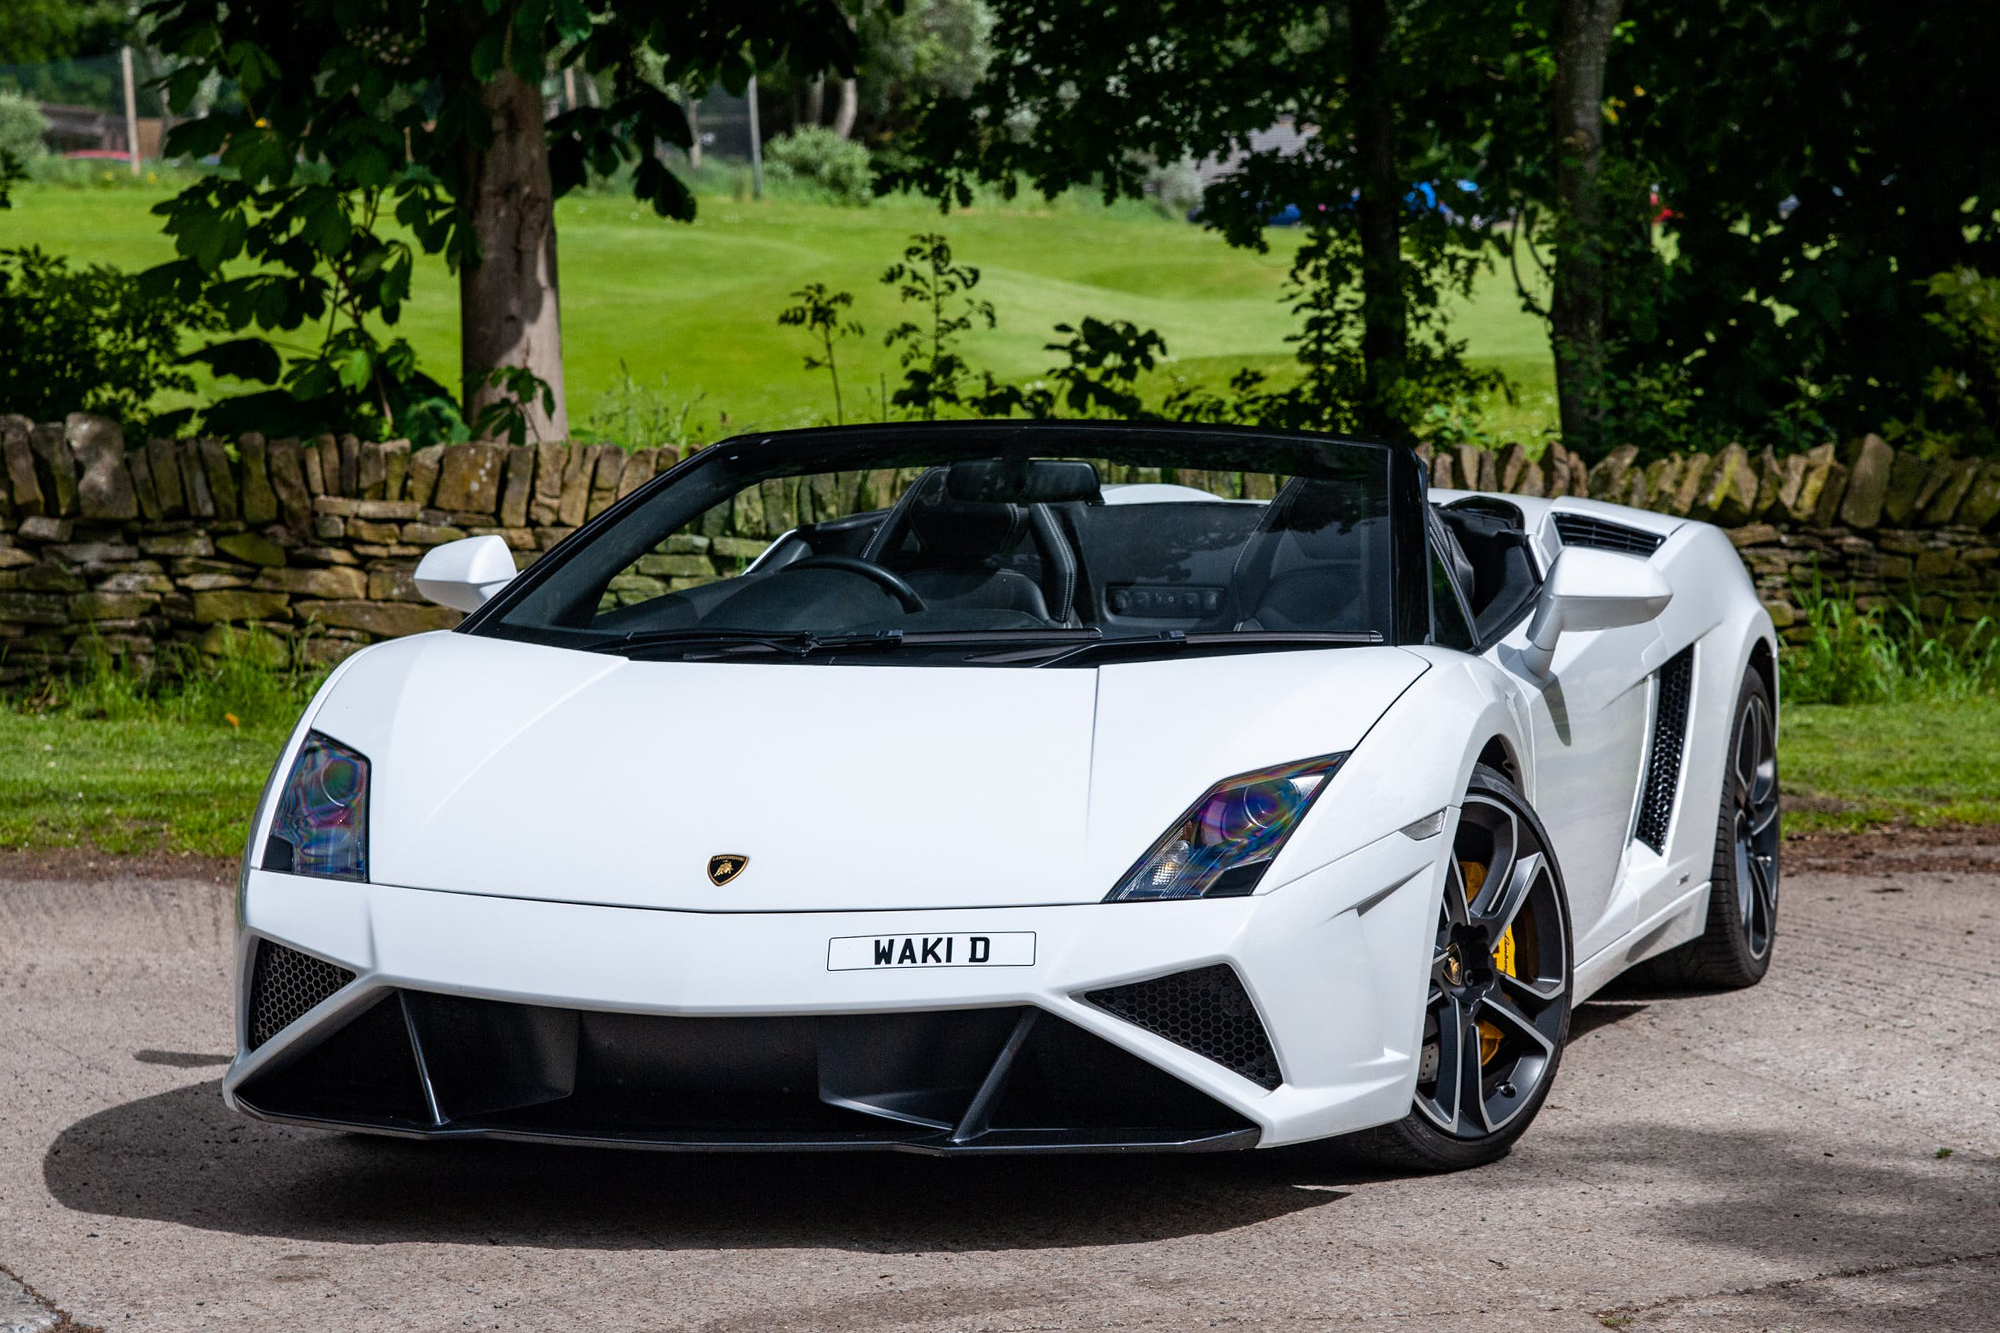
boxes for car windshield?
[471,425,1410,664]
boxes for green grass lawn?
[4,693,1995,859]
[1782,698,2000,832]
[1,181,1555,438]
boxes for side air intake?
[1084,965,1283,1090]
[1635,647,1695,852]
[248,939,356,1049]
[1553,513,1664,556]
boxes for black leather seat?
[1436,502,1541,642]
[864,469,1077,622]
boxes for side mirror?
[1520,546,1671,676]
[414,534,518,612]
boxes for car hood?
[305,633,1430,911]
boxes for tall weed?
[9,631,331,731]
[1781,591,2000,705]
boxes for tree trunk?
[460,68,569,442]
[1549,0,1623,458]
[1344,0,1407,436]
[805,77,825,127]
[831,77,859,140]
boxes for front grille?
[1553,512,1664,556]
[248,939,355,1049]
[1084,965,1283,1090]
[1635,647,1696,852]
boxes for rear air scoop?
[305,634,1427,912]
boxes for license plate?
[827,932,1036,971]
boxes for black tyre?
[1649,668,1779,989]
[1345,764,1574,1172]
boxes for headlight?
[260,731,370,881]
[1106,754,1346,901]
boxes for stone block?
[1914,548,1958,580]
[1922,459,1980,525]
[178,572,249,591]
[500,446,535,527]
[126,447,161,521]
[198,624,291,667]
[71,591,159,620]
[710,536,770,562]
[193,589,292,623]
[434,443,507,514]
[267,438,312,530]
[1760,599,1797,629]
[1,414,41,516]
[1642,456,1681,510]
[1586,444,1640,500]
[558,446,598,526]
[179,441,216,518]
[464,526,536,549]
[14,563,85,591]
[1670,452,1713,516]
[0,547,34,569]
[197,438,239,519]
[352,543,423,558]
[145,437,185,517]
[1495,442,1530,494]
[1811,460,1850,527]
[214,531,288,567]
[253,566,367,599]
[1696,444,1757,526]
[637,554,715,578]
[1958,461,2000,530]
[531,441,567,525]
[140,530,213,558]
[1837,433,1894,528]
[357,439,389,498]
[64,413,136,520]
[333,434,357,493]
[314,496,423,520]
[96,571,175,595]
[293,545,360,566]
[48,542,139,566]
[664,534,711,555]
[295,599,460,636]
[30,421,79,516]
[1541,443,1571,499]
[400,522,467,546]
[0,591,69,625]
[616,447,659,499]
[1515,458,1546,499]
[1728,523,1782,548]
[1881,451,1931,525]
[17,516,72,543]
[367,566,423,601]
[238,433,280,524]
[301,437,326,495]
[405,444,445,507]
[348,518,402,544]
[1789,444,1836,524]
[314,435,342,497]
[1430,451,1456,489]
[382,439,411,501]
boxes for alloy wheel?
[1414,792,1570,1139]
[1732,690,1780,960]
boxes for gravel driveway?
[0,838,1994,1332]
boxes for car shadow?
[44,1080,1357,1250]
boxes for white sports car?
[229,423,1779,1170]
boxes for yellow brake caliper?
[1460,860,1517,1065]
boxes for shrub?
[0,247,214,426]
[764,127,873,205]
[0,92,48,164]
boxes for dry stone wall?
[0,413,1993,682]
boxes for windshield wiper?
[586,626,1105,661]
[968,629,1382,668]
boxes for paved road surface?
[0,845,1994,1332]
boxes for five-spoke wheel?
[1653,667,1780,987]
[1349,763,1573,1171]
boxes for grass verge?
[1781,698,2000,833]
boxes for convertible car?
[229,422,1778,1170]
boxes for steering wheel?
[786,554,927,613]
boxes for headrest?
[946,458,1102,505]
[905,474,1029,562]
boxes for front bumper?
[227,829,1444,1152]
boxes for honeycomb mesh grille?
[1635,647,1696,852]
[249,940,355,1049]
[1084,965,1282,1089]
[1553,513,1664,556]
